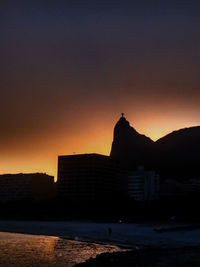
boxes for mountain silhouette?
[110,114,154,169]
[110,115,200,179]
[155,126,200,179]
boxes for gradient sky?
[1,1,200,179]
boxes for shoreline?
[1,220,200,249]
[2,220,200,266]
[0,229,140,251]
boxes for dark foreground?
[76,246,200,267]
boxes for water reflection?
[0,232,122,266]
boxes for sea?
[0,232,122,267]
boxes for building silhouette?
[128,166,159,201]
[57,153,123,204]
[0,173,55,203]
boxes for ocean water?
[0,232,122,267]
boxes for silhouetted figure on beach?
[108,227,112,236]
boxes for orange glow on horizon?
[1,111,200,181]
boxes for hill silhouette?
[110,115,200,180]
[155,126,200,179]
[110,114,154,169]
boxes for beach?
[0,220,200,248]
[1,220,200,266]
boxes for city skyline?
[1,114,199,179]
[1,1,200,178]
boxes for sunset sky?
[1,1,200,179]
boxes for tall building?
[57,153,123,204]
[0,173,55,203]
[128,166,159,201]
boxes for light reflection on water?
[0,232,122,267]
